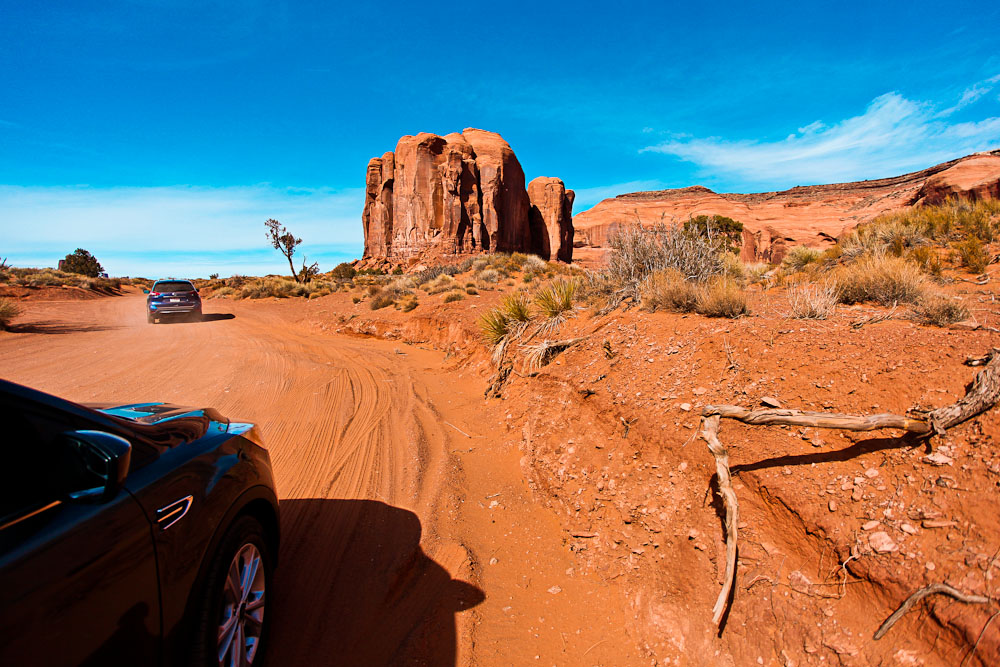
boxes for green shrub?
[0,297,20,329]
[61,248,104,277]
[499,292,532,323]
[331,262,357,280]
[683,214,744,255]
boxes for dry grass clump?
[640,269,698,313]
[906,246,943,276]
[443,291,464,303]
[466,286,478,295]
[782,246,824,273]
[955,236,990,274]
[696,278,749,318]
[0,297,21,330]
[6,267,122,293]
[832,254,925,306]
[787,283,837,319]
[209,286,236,298]
[423,274,456,294]
[399,296,419,312]
[477,268,501,284]
[909,292,969,327]
[369,291,396,310]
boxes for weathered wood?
[702,405,931,434]
[926,349,1000,434]
[699,350,1000,634]
[701,415,738,627]
[873,583,991,640]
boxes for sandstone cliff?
[361,129,574,265]
[573,151,1000,263]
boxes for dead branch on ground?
[699,350,1000,631]
[873,583,991,640]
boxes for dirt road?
[2,292,641,666]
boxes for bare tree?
[265,219,302,283]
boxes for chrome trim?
[0,500,62,532]
[156,495,193,530]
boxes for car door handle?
[156,496,193,530]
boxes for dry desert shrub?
[832,254,925,306]
[607,223,724,291]
[0,297,21,330]
[424,274,456,294]
[696,279,749,318]
[787,282,837,319]
[443,291,464,303]
[209,286,235,298]
[955,236,990,274]
[399,296,419,312]
[369,291,396,310]
[910,292,970,327]
[781,246,824,273]
[466,286,478,295]
[906,246,943,276]
[477,268,500,284]
[640,269,698,313]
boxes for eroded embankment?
[320,284,1000,666]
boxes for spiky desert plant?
[534,279,576,334]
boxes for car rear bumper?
[149,303,200,313]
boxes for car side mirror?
[143,289,150,294]
[59,430,132,503]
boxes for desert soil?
[0,290,642,666]
[5,275,1000,666]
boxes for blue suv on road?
[146,280,202,323]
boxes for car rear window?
[153,281,195,292]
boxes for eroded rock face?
[573,151,1000,263]
[528,177,575,262]
[361,128,563,264]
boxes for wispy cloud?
[572,180,665,210]
[2,184,365,276]
[643,86,1000,189]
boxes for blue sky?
[2,0,999,277]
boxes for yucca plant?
[534,279,576,334]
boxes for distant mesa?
[359,129,574,268]
[573,150,1000,264]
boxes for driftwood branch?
[699,350,1000,631]
[873,583,991,640]
[701,415,738,626]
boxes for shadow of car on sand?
[270,499,483,666]
[154,313,235,324]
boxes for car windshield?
[153,281,195,293]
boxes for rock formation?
[360,129,574,265]
[573,150,1000,264]
[528,177,575,262]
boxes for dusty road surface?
[2,291,641,666]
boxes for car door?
[0,396,161,667]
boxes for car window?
[152,281,195,292]
[0,400,94,521]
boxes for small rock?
[862,520,881,531]
[926,562,936,571]
[900,523,918,535]
[692,387,707,396]
[489,557,499,565]
[865,468,879,478]
[923,452,954,466]
[828,500,838,512]
[760,396,782,408]
[547,586,562,594]
[869,531,898,553]
[679,403,692,412]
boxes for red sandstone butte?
[360,129,574,265]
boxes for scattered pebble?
[547,586,562,594]
[760,396,782,408]
[828,500,838,512]
[679,403,692,412]
[869,531,898,553]
[862,520,881,531]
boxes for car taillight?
[150,292,161,297]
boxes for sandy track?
[1,293,473,664]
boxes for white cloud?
[643,89,1000,189]
[572,179,665,210]
[1,184,365,276]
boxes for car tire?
[147,313,155,324]
[191,308,203,322]
[191,515,273,667]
